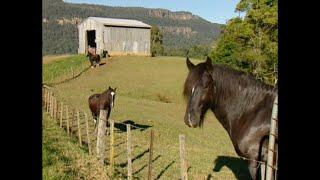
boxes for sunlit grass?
[43,55,250,179]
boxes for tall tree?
[211,0,278,85]
[150,26,164,56]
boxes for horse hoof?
[91,66,94,68]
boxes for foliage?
[164,44,211,59]
[210,0,278,85]
[150,26,164,56]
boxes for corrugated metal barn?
[78,17,151,56]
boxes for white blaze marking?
[110,92,115,108]
[188,113,193,127]
[192,87,195,94]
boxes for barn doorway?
[86,30,96,54]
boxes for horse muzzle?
[184,113,199,128]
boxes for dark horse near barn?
[88,86,117,132]
[183,56,278,180]
[87,51,101,68]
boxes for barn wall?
[78,19,101,54]
[103,26,150,56]
[78,18,151,56]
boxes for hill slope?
[42,0,224,55]
[43,55,251,179]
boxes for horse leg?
[91,62,94,68]
[260,138,269,180]
[248,160,259,180]
[246,143,261,180]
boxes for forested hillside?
[43,0,223,56]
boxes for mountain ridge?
[43,0,224,55]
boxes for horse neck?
[209,70,277,135]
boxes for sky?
[64,0,242,24]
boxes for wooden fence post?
[66,105,70,134]
[70,109,76,134]
[148,129,154,180]
[50,93,53,117]
[53,98,57,120]
[96,110,107,165]
[46,91,50,112]
[109,119,115,176]
[84,112,92,155]
[60,102,63,128]
[43,88,46,108]
[48,92,51,115]
[127,124,132,180]
[179,134,188,180]
[77,109,82,146]
[55,98,58,120]
[266,96,278,180]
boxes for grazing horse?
[88,86,117,131]
[87,51,101,68]
[183,56,278,180]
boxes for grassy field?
[43,55,251,179]
[43,112,109,179]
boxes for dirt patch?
[157,94,172,103]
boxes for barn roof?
[87,17,152,28]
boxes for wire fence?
[42,85,278,179]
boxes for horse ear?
[205,56,213,70]
[108,86,111,90]
[114,88,117,92]
[186,57,195,70]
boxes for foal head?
[183,56,215,128]
[106,86,117,109]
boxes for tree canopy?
[210,0,278,85]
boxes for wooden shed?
[78,17,151,56]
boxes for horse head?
[183,56,215,128]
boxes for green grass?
[42,112,109,180]
[43,54,89,84]
[43,55,251,179]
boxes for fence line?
[43,86,278,179]
[109,119,115,176]
[266,96,278,180]
[127,124,132,180]
[147,130,154,180]
[84,112,92,155]
[179,134,188,180]
[44,62,90,87]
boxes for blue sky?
[64,0,241,24]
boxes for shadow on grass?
[155,160,175,180]
[118,149,150,168]
[133,155,161,175]
[114,120,152,133]
[213,156,251,180]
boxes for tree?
[210,0,278,85]
[150,26,164,57]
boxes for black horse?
[88,86,117,132]
[87,51,101,68]
[183,56,278,180]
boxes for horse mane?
[183,62,277,114]
[212,64,277,94]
